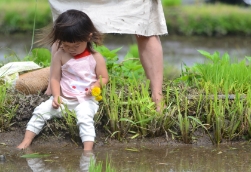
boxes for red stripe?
[74,48,91,59]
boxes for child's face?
[61,41,88,56]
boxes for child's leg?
[17,97,63,149]
[83,141,94,151]
[75,100,99,150]
[17,130,36,149]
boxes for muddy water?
[1,143,251,172]
[1,34,251,69]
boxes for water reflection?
[1,34,251,69]
[97,143,251,172]
[0,145,95,172]
[24,148,94,172]
[1,143,251,171]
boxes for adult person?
[46,0,168,111]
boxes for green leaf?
[120,118,136,125]
[197,50,212,60]
[245,56,251,62]
[125,147,139,152]
[20,153,51,158]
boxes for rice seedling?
[59,103,78,140]
[0,83,18,131]
[0,84,7,106]
[243,89,251,138]
[245,108,251,138]
[212,92,225,145]
[176,50,251,143]
[105,157,116,172]
[202,83,214,126]
[0,104,18,131]
[159,84,175,134]
[128,78,156,137]
[175,88,190,143]
[224,93,244,140]
[188,50,251,94]
[88,155,116,172]
[102,76,156,139]
[101,77,120,138]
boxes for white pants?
[26,96,99,142]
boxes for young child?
[17,9,109,150]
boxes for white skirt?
[48,0,168,36]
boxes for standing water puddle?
[1,143,251,171]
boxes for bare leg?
[135,35,164,111]
[83,141,94,151]
[17,130,36,149]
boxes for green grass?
[162,0,181,6]
[0,83,17,131]
[0,0,51,33]
[180,50,251,94]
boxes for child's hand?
[85,86,99,96]
[85,87,92,96]
[85,86,102,101]
[52,96,62,109]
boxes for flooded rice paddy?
[1,142,251,171]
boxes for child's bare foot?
[17,130,36,150]
[16,142,31,150]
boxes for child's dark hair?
[38,9,103,53]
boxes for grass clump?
[174,50,251,144]
[180,50,251,94]
[0,83,18,131]
[89,156,116,172]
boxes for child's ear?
[88,33,93,41]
